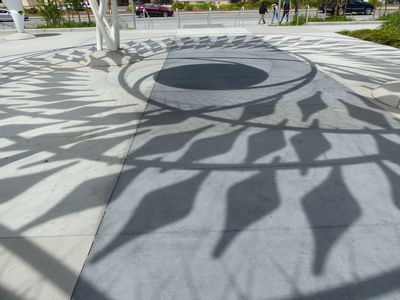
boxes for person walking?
[258,2,267,24]
[270,1,278,24]
[280,0,290,24]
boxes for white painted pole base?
[81,50,141,67]
[372,81,400,110]
[3,32,36,41]
[2,0,27,33]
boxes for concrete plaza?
[1,24,400,299]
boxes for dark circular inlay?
[156,63,268,90]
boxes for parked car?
[62,2,88,11]
[319,0,374,15]
[0,9,29,22]
[135,4,173,17]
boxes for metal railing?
[177,8,181,28]
[131,0,137,29]
[119,16,129,29]
[0,22,15,30]
[207,7,211,27]
[142,8,153,30]
[234,6,245,27]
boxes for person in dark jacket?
[258,2,267,24]
[280,0,290,24]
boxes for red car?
[136,3,174,17]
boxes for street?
[1,7,397,30]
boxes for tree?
[69,0,83,22]
[36,0,64,26]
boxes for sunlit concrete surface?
[1,24,400,300]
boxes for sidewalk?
[1,25,400,299]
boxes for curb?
[372,81,400,111]
[0,27,97,34]
[306,20,385,25]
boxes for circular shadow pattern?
[156,63,268,90]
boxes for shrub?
[24,7,39,14]
[338,29,400,49]
[308,0,319,8]
[36,0,64,26]
[379,11,400,33]
[36,20,96,28]
[193,3,217,10]
[171,2,186,10]
[184,3,193,11]
[289,14,353,25]
[219,4,236,10]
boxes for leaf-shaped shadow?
[92,172,208,262]
[302,167,361,275]
[0,161,78,204]
[130,125,213,158]
[178,128,244,163]
[19,173,121,233]
[379,162,400,211]
[339,99,391,128]
[297,91,327,122]
[239,99,279,123]
[375,135,400,159]
[139,109,191,128]
[213,165,280,258]
[245,121,287,163]
[290,120,331,174]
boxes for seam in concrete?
[69,32,176,298]
[94,222,400,237]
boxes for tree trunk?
[334,0,339,16]
[316,0,320,17]
[384,0,388,15]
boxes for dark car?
[136,4,173,17]
[320,0,374,15]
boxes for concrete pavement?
[1,24,400,299]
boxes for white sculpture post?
[3,0,35,40]
[88,0,120,51]
[84,0,140,67]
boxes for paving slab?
[0,235,93,300]
[74,34,400,300]
[0,35,170,299]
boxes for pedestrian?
[258,2,267,24]
[280,0,290,24]
[270,1,278,24]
